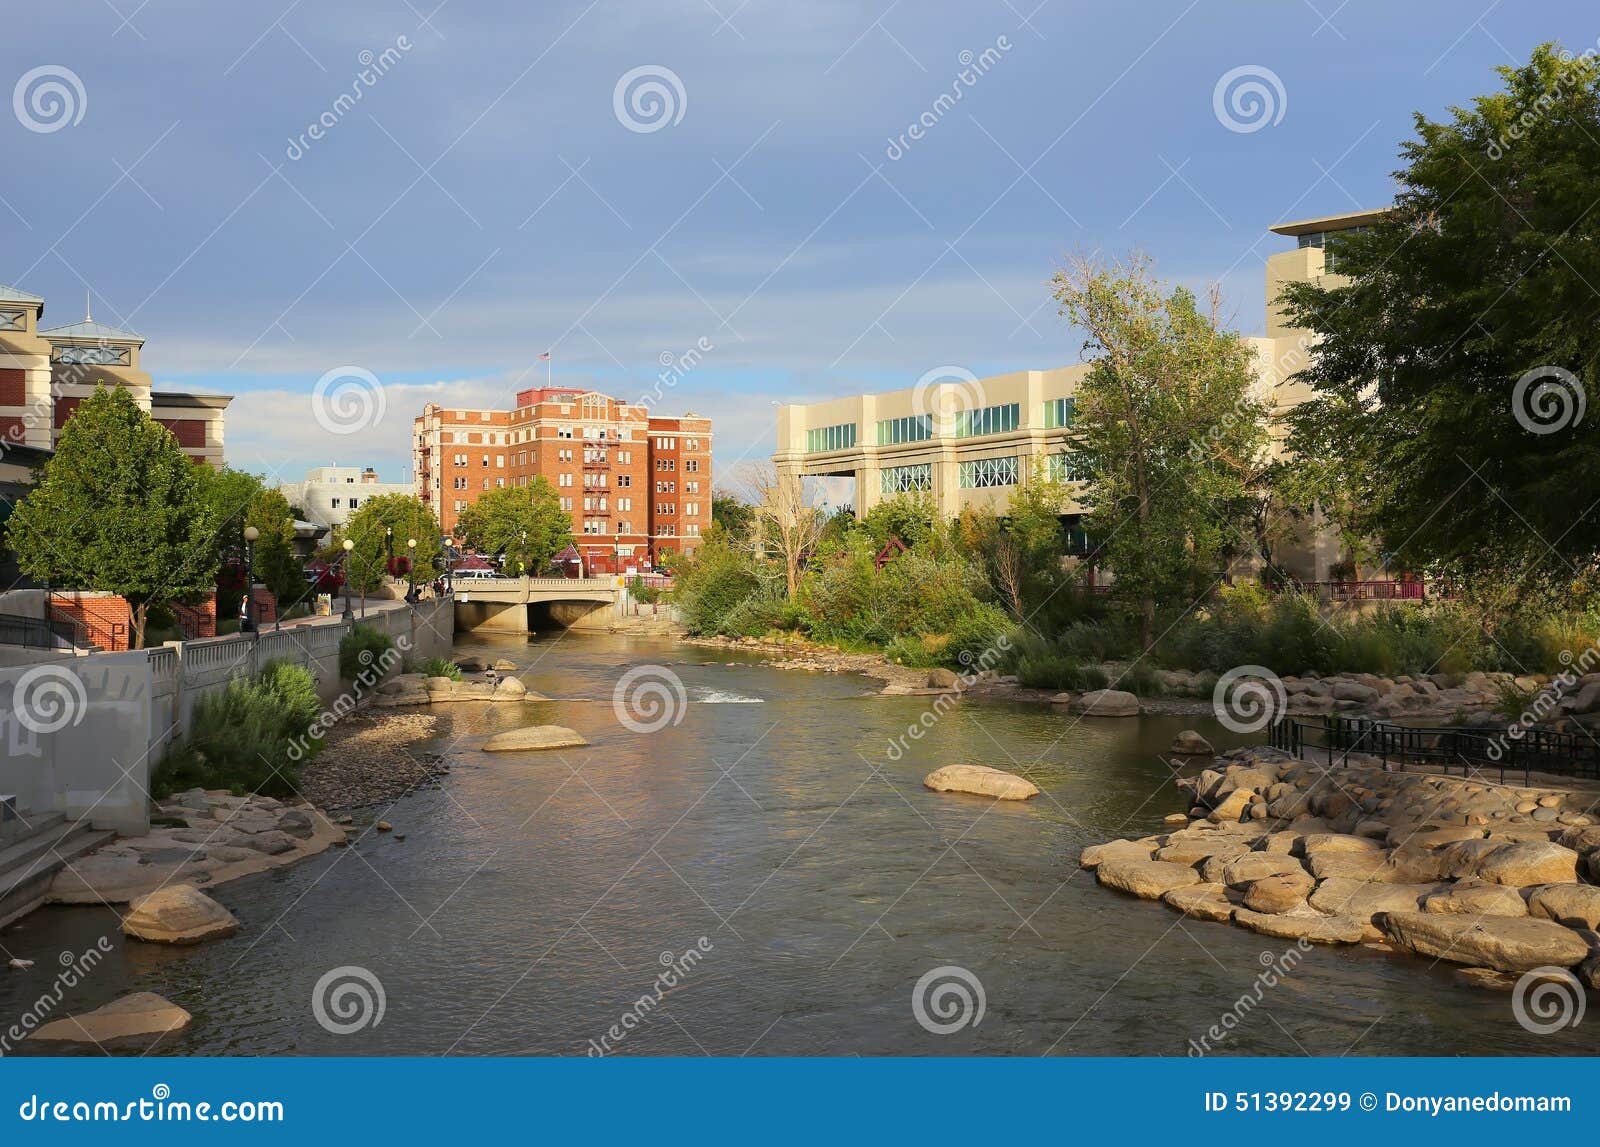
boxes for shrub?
[153,677,312,798]
[1014,653,1108,692]
[340,624,395,681]
[419,655,462,680]
[718,593,806,639]
[629,576,663,605]
[259,659,320,729]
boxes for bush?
[629,576,662,605]
[419,655,462,680]
[259,659,320,729]
[153,677,313,798]
[1014,652,1109,692]
[340,624,395,681]
[718,593,806,639]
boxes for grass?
[152,661,321,798]
[419,655,463,680]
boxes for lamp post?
[341,537,355,621]
[520,529,528,579]
[241,525,259,633]
[406,537,418,602]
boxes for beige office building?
[773,211,1382,581]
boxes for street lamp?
[406,537,418,602]
[241,525,259,633]
[341,537,355,621]
[520,528,528,579]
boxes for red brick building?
[414,387,711,574]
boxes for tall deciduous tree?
[342,493,443,593]
[736,462,824,599]
[194,467,302,613]
[5,385,217,648]
[1282,43,1600,584]
[453,480,571,576]
[1052,253,1268,649]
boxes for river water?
[2,632,1590,1056]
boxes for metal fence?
[1268,714,1600,783]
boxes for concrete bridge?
[452,576,622,633]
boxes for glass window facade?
[1048,452,1085,482]
[806,423,857,453]
[959,456,1019,488]
[875,413,933,445]
[954,402,1019,439]
[1043,397,1076,429]
[880,463,932,494]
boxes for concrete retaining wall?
[0,598,454,837]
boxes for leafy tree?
[342,494,443,593]
[711,491,756,539]
[453,480,571,576]
[194,467,301,614]
[861,491,937,550]
[1282,43,1600,586]
[5,385,216,648]
[1052,253,1268,648]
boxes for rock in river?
[122,884,240,944]
[1069,689,1140,717]
[483,725,590,752]
[1377,911,1590,972]
[923,764,1039,800]
[30,992,192,1044]
[1169,729,1214,755]
[1096,858,1201,900]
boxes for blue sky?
[4,1,1593,487]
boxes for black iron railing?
[1267,714,1600,783]
[0,611,87,650]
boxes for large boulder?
[1309,877,1441,920]
[29,993,191,1044]
[1211,852,1306,887]
[1301,833,1380,856]
[1468,842,1580,887]
[1421,883,1528,917]
[1241,871,1315,914]
[1207,788,1256,824]
[1233,909,1366,944]
[1330,680,1379,703]
[1162,883,1237,922]
[122,884,240,944]
[1079,838,1155,869]
[1169,730,1214,755]
[1156,838,1250,866]
[1527,884,1600,930]
[1377,911,1590,972]
[1069,689,1140,717]
[923,765,1039,801]
[492,676,529,701]
[1096,858,1202,900]
[482,725,589,752]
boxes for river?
[1,631,1587,1056]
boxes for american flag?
[539,351,551,361]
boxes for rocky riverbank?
[296,711,448,810]
[47,790,346,906]
[1081,744,1600,988]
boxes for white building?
[280,466,411,530]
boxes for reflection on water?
[1,631,1586,1056]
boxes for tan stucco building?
[773,211,1383,581]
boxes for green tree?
[1282,43,1600,584]
[1052,254,1268,649]
[342,494,443,594]
[711,491,756,539]
[453,480,571,576]
[5,385,217,648]
[194,467,302,614]
[861,491,937,549]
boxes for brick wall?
[49,592,132,651]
